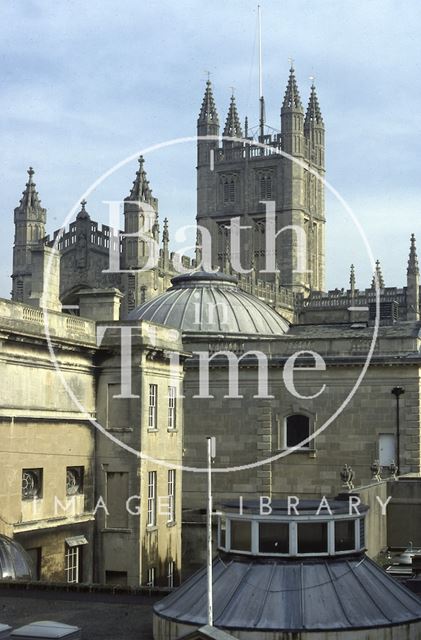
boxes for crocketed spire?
[15,167,45,217]
[162,217,169,244]
[223,94,243,139]
[349,264,356,293]
[127,156,154,203]
[371,259,385,289]
[76,199,91,220]
[282,65,303,111]
[198,80,219,125]
[407,233,419,276]
[304,83,324,132]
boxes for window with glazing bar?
[147,471,157,526]
[148,384,158,429]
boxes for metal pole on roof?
[258,4,265,144]
[207,436,216,626]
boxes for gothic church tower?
[121,156,161,315]
[196,67,326,294]
[12,168,46,303]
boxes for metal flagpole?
[258,5,265,146]
[258,4,263,101]
[207,436,216,626]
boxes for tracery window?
[259,174,272,199]
[257,171,274,200]
[222,175,237,204]
[66,466,84,496]
[22,469,43,500]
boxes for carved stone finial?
[407,233,419,276]
[350,264,356,294]
[371,259,385,289]
[389,460,398,481]
[162,217,169,244]
[371,459,382,482]
[340,464,355,490]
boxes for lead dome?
[0,535,33,580]
[127,271,289,338]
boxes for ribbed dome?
[128,271,289,337]
[0,535,33,580]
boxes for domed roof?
[0,535,33,580]
[154,555,421,632]
[128,271,289,337]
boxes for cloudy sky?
[0,0,420,297]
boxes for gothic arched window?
[222,176,237,204]
[285,414,310,449]
[229,179,235,202]
[258,173,273,200]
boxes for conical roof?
[155,554,421,632]
[223,95,243,139]
[127,156,155,204]
[305,83,324,131]
[282,66,303,112]
[198,80,219,125]
[15,167,46,221]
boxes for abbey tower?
[196,67,325,294]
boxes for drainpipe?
[391,386,405,474]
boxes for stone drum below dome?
[128,271,289,338]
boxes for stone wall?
[0,298,97,581]
[94,321,185,587]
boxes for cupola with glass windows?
[218,497,366,558]
[154,495,421,639]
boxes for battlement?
[44,220,117,253]
[304,287,407,309]
[214,134,282,163]
[298,284,420,325]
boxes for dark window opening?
[219,516,226,548]
[259,522,289,554]
[26,547,42,581]
[230,520,251,552]
[297,522,327,554]
[335,519,355,552]
[359,519,365,548]
[286,415,310,448]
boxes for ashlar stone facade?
[0,295,186,587]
